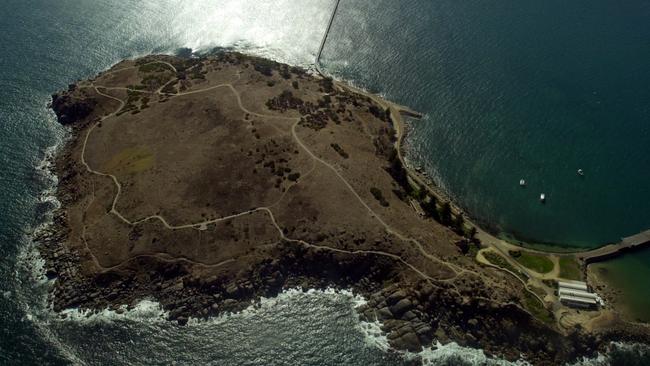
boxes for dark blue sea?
[0,0,648,364]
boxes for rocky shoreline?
[37,52,648,366]
[37,207,600,365]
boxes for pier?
[577,229,650,264]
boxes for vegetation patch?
[559,256,582,280]
[521,290,554,325]
[117,90,144,115]
[439,202,452,226]
[161,82,177,95]
[418,195,438,220]
[330,143,349,159]
[252,57,279,77]
[102,146,154,174]
[509,250,554,274]
[368,104,389,122]
[385,148,408,190]
[467,241,481,258]
[452,215,466,236]
[530,285,547,299]
[141,73,173,90]
[127,84,147,91]
[319,77,334,93]
[138,63,171,73]
[189,68,206,80]
[266,90,304,112]
[370,187,389,207]
[171,58,203,73]
[483,251,529,282]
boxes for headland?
[38,52,648,365]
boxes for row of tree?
[385,147,478,241]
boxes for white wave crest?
[58,300,169,324]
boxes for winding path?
[76,63,527,311]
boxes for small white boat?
[519,179,526,187]
[577,169,584,176]
[540,193,546,203]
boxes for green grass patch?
[138,63,171,73]
[509,250,554,274]
[467,242,481,259]
[103,146,154,174]
[529,285,547,299]
[521,290,554,325]
[483,251,529,282]
[559,256,582,280]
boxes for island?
[37,52,648,365]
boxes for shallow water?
[590,247,650,323]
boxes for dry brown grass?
[65,53,506,297]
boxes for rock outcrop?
[50,87,96,125]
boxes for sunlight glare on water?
[153,0,333,65]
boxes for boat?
[519,179,526,187]
[540,193,546,203]
[577,169,584,176]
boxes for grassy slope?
[513,252,554,274]
[559,256,582,280]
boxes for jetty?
[577,229,650,264]
[314,0,341,74]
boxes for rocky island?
[38,52,647,365]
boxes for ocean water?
[322,0,650,249]
[0,0,648,364]
[319,0,650,325]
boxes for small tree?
[440,202,452,226]
[453,215,465,235]
[455,239,470,254]
[421,196,439,221]
[467,226,477,240]
[386,151,408,188]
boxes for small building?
[559,294,598,309]
[558,280,599,309]
[558,289,598,300]
[558,280,588,292]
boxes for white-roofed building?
[557,280,599,309]
[558,280,588,292]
